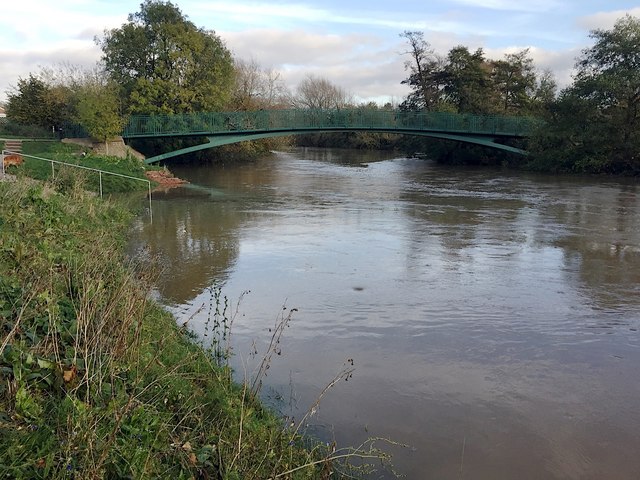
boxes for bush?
[0,119,55,139]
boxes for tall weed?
[0,176,396,479]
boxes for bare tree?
[232,58,290,110]
[292,75,352,109]
[38,63,101,91]
[261,67,290,108]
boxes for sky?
[1,0,639,105]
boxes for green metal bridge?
[121,109,540,164]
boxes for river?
[129,148,640,479]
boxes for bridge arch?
[121,109,538,164]
[139,129,529,164]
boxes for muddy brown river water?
[129,148,640,479]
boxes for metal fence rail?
[1,149,152,222]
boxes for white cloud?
[0,3,123,49]
[0,45,101,99]
[194,2,326,26]
[224,29,388,66]
[223,29,409,101]
[531,48,581,88]
[578,7,640,31]
[447,0,563,13]
[1,0,635,105]
[197,1,471,32]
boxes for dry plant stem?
[223,290,249,361]
[66,248,148,403]
[181,302,205,328]
[94,357,189,473]
[41,267,59,358]
[273,450,381,478]
[169,395,206,434]
[0,282,41,357]
[250,306,295,396]
[249,433,276,479]
[292,365,355,438]
[228,380,249,472]
[94,388,138,471]
[459,435,466,480]
[143,427,166,476]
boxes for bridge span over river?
[121,109,540,164]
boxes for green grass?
[4,141,151,194]
[0,178,315,478]
[20,140,67,155]
[0,174,390,479]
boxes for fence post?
[9,151,153,223]
[148,181,153,224]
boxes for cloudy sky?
[1,0,639,104]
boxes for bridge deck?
[123,109,539,139]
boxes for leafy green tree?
[529,70,557,114]
[443,46,494,114]
[528,91,601,172]
[491,49,537,114]
[400,34,542,116]
[5,74,71,131]
[531,15,640,173]
[574,15,640,170]
[98,0,234,115]
[74,81,125,152]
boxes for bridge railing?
[123,109,539,138]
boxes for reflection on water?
[129,148,640,479]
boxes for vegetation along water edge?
[0,149,394,479]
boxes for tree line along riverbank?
[4,1,639,175]
[0,146,389,478]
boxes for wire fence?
[1,149,152,222]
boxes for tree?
[232,59,289,110]
[442,46,494,114]
[530,70,557,114]
[74,80,124,153]
[397,35,555,165]
[491,49,537,114]
[531,15,640,173]
[399,33,549,116]
[98,0,234,115]
[399,31,446,111]
[5,65,132,142]
[5,74,71,131]
[574,15,640,168]
[292,75,351,109]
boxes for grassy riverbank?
[2,140,152,194]
[0,162,383,477]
